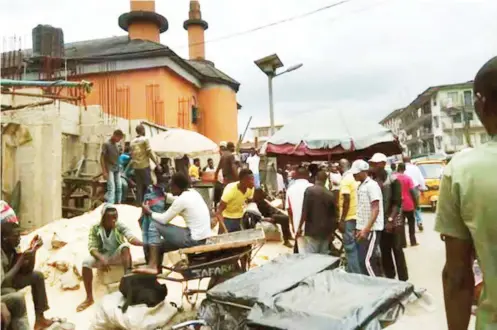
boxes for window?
[447,91,459,105]
[464,90,473,107]
[433,116,440,128]
[435,136,442,149]
[259,128,269,137]
[418,163,443,179]
[453,113,462,123]
[464,111,474,121]
[422,102,431,115]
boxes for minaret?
[183,0,209,60]
[118,0,168,43]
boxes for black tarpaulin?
[247,270,414,330]
[207,254,340,306]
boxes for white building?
[380,81,489,157]
[249,125,284,145]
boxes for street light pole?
[255,54,303,137]
[268,74,275,135]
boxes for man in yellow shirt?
[338,159,361,274]
[188,158,201,181]
[216,169,255,233]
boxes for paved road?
[390,211,476,329]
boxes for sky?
[1,0,496,140]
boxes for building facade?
[1,0,240,144]
[380,81,489,157]
[250,125,283,143]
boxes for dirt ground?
[22,211,475,329]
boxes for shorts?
[147,220,162,245]
[224,218,242,233]
[82,243,130,268]
[297,236,330,254]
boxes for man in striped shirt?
[351,160,384,277]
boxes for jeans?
[413,188,422,224]
[121,176,129,203]
[343,220,362,274]
[153,222,206,253]
[253,173,261,188]
[10,271,49,315]
[134,167,152,205]
[297,236,330,254]
[105,170,122,204]
[415,208,422,225]
[272,214,292,242]
[358,230,382,277]
[380,228,408,281]
[224,218,242,233]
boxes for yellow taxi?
[415,160,445,211]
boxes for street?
[389,211,476,329]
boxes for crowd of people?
[279,154,426,281]
[1,56,495,329]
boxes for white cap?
[370,153,388,163]
[350,160,370,175]
[219,141,228,148]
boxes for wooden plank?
[179,229,266,255]
[179,239,265,255]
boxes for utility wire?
[175,0,355,49]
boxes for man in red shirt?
[395,163,419,246]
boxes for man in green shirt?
[435,56,497,330]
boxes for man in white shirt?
[138,172,211,274]
[246,148,261,188]
[276,168,286,194]
[402,156,427,231]
[286,166,313,251]
[351,160,384,277]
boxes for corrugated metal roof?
[186,60,239,87]
[2,36,239,90]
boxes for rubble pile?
[21,205,145,291]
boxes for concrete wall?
[0,96,123,229]
[1,102,63,229]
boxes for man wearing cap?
[351,159,384,277]
[370,153,408,281]
[77,204,143,312]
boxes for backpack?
[118,273,168,313]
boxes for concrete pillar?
[16,119,62,229]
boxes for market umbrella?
[149,128,218,158]
[260,109,402,161]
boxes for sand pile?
[21,205,148,291]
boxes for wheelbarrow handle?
[171,320,207,330]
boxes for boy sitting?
[77,204,143,312]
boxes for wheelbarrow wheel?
[184,280,202,309]
[207,268,244,290]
